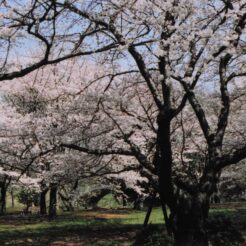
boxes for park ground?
[0,201,245,246]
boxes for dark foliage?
[133,213,245,246]
[17,188,39,213]
[133,225,173,246]
[206,214,245,246]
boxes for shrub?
[206,214,245,246]
[133,225,173,246]
[16,188,39,213]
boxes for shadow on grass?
[0,216,155,245]
[0,207,245,245]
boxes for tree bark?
[0,183,7,215]
[157,111,176,210]
[11,190,15,208]
[40,188,48,215]
[160,199,173,236]
[49,183,57,219]
[173,193,209,246]
[0,177,10,215]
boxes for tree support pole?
[143,192,156,228]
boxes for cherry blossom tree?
[0,1,246,245]
[0,60,147,216]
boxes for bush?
[17,188,39,212]
[133,214,245,246]
[206,214,245,246]
[133,225,173,246]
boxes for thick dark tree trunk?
[49,184,57,219]
[160,199,173,236]
[0,184,7,215]
[156,112,177,235]
[173,194,209,246]
[155,108,220,245]
[157,112,176,210]
[40,188,48,215]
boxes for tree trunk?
[156,111,178,236]
[160,199,173,236]
[11,190,15,208]
[24,203,31,214]
[49,184,57,219]
[133,198,142,210]
[173,193,209,246]
[156,112,176,211]
[0,182,7,215]
[40,188,48,215]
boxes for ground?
[0,203,245,245]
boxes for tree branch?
[60,143,133,156]
[215,54,231,145]
[173,76,211,143]
[216,144,246,171]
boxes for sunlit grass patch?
[120,208,164,225]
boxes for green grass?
[97,194,121,209]
[120,208,164,225]
[0,213,136,245]
[5,193,25,212]
[0,205,245,245]
[0,208,164,245]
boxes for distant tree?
[17,187,39,214]
[0,176,11,215]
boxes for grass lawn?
[0,203,245,245]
